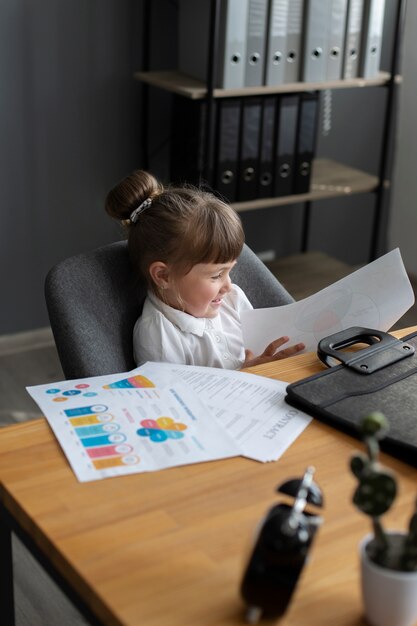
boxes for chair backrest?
[45,241,294,379]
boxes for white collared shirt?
[133,285,253,369]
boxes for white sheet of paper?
[140,362,312,462]
[241,248,415,355]
[27,369,241,482]
[27,363,312,480]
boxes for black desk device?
[240,467,324,623]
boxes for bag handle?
[317,327,414,374]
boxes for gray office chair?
[45,241,294,379]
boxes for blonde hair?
[105,170,244,292]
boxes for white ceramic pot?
[360,533,417,626]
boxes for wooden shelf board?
[231,159,379,213]
[134,70,392,99]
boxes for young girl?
[105,170,305,369]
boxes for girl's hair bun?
[105,170,162,222]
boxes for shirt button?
[215,335,221,342]
[223,353,230,360]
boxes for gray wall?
[0,0,404,335]
[0,0,143,334]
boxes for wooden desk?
[1,327,416,626]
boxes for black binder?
[170,95,216,187]
[214,98,241,202]
[273,94,299,197]
[237,97,263,201]
[285,327,417,467]
[293,92,319,194]
[258,96,277,199]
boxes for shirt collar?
[147,291,220,337]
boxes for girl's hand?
[243,336,305,368]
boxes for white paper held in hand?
[241,249,415,356]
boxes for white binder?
[245,0,269,87]
[178,0,249,89]
[264,0,289,86]
[342,0,365,79]
[284,0,304,83]
[359,0,386,79]
[301,0,332,82]
[220,0,250,88]
[326,0,348,80]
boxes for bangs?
[198,226,244,264]
[182,200,244,269]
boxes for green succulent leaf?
[361,412,389,439]
[350,453,367,478]
[353,471,397,517]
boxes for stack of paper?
[27,365,311,482]
[141,363,310,463]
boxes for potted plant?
[350,411,417,626]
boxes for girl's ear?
[149,261,171,290]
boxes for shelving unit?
[229,159,378,213]
[136,0,406,263]
[134,69,393,99]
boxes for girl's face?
[165,260,236,318]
